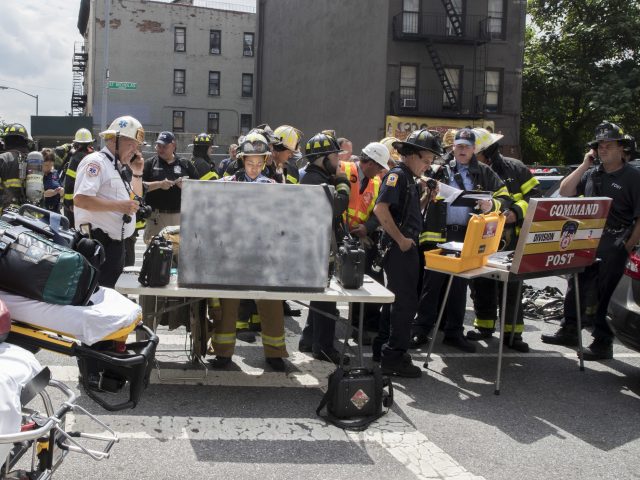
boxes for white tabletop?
[425,265,511,281]
[115,273,395,304]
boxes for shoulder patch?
[386,173,398,187]
[86,162,101,177]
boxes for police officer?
[209,132,289,371]
[73,116,144,288]
[412,128,511,353]
[62,128,95,227]
[465,128,542,352]
[0,124,31,210]
[142,131,197,243]
[372,129,443,377]
[191,132,219,181]
[297,132,351,363]
[541,121,640,360]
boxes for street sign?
[107,81,137,90]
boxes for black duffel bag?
[316,366,393,431]
[0,219,98,305]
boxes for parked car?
[607,249,640,352]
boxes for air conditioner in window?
[402,98,417,108]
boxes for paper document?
[436,182,492,206]
[436,241,464,252]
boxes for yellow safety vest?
[339,162,380,230]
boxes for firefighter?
[372,129,443,377]
[62,128,95,227]
[190,132,219,181]
[209,132,289,371]
[465,128,542,352]
[0,123,31,210]
[271,125,302,184]
[411,128,511,353]
[340,142,389,342]
[298,132,351,364]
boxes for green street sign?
[108,81,137,90]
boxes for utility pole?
[100,0,111,146]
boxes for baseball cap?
[155,131,175,145]
[453,128,476,147]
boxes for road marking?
[66,412,484,480]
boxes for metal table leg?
[358,302,365,367]
[574,275,585,371]
[495,278,508,395]
[424,275,454,367]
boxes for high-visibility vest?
[339,162,380,230]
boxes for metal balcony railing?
[392,12,491,44]
[391,89,486,119]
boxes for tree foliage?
[522,0,640,164]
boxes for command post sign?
[510,197,612,275]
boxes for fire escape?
[391,0,491,118]
[71,42,88,116]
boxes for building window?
[488,0,506,37]
[240,114,252,135]
[399,65,417,109]
[173,110,185,132]
[210,29,221,54]
[445,0,463,36]
[207,112,219,134]
[242,73,253,97]
[442,67,461,109]
[402,0,419,34]
[173,69,185,94]
[208,71,220,96]
[485,70,502,113]
[243,33,254,56]
[174,27,186,52]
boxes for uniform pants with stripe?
[470,278,524,334]
[212,299,288,358]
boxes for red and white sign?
[511,198,612,275]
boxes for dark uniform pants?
[301,301,338,355]
[563,232,629,342]
[373,243,419,361]
[414,227,467,338]
[470,278,524,334]
[92,228,124,289]
[212,299,288,358]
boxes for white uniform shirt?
[74,147,135,240]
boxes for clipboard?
[450,190,493,207]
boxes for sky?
[0,0,256,135]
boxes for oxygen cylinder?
[25,151,44,204]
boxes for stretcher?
[3,288,159,412]
[1,343,118,480]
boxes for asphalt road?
[16,272,640,480]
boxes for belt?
[91,228,122,245]
[446,224,466,232]
[155,209,180,214]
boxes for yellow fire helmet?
[74,128,95,144]
[274,125,303,152]
[442,129,458,149]
[100,116,145,144]
[472,128,504,154]
[379,136,401,163]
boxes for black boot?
[409,333,430,349]
[504,334,529,353]
[208,356,232,368]
[580,338,613,361]
[443,334,477,353]
[381,353,422,378]
[266,357,287,371]
[541,326,579,346]
[466,328,494,341]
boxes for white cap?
[362,142,390,169]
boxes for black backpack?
[138,235,173,287]
[316,366,393,431]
